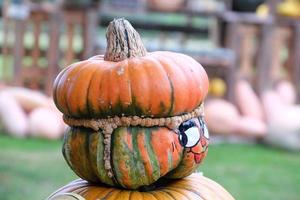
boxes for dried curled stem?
[104,18,147,62]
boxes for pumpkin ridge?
[166,74,175,116]
[144,128,161,182]
[163,54,190,114]
[65,62,92,117]
[62,130,75,172]
[164,189,189,200]
[109,129,121,186]
[66,129,87,180]
[131,127,148,187]
[98,67,111,117]
[86,65,102,116]
[163,187,198,200]
[53,65,72,111]
[57,65,82,116]
[84,132,98,181]
[88,132,103,183]
[169,54,198,112]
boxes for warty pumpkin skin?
[53,52,209,118]
[48,174,235,200]
[63,118,209,189]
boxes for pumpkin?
[28,107,65,140]
[63,119,208,189]
[48,173,235,200]
[233,117,266,138]
[275,80,296,105]
[53,19,209,189]
[204,99,239,135]
[235,80,264,121]
[147,0,185,12]
[0,91,28,138]
[209,78,227,98]
[4,87,49,112]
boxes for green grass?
[0,134,299,200]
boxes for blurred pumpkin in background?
[277,0,300,18]
[147,0,185,11]
[209,78,227,98]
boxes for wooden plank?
[291,22,300,102]
[255,23,275,95]
[46,12,61,96]
[13,19,26,86]
[82,9,98,59]
[31,15,42,68]
[65,23,75,65]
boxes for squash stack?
[48,18,235,200]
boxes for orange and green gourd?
[53,18,210,189]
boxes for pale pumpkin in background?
[262,90,300,130]
[205,99,239,135]
[235,80,264,121]
[4,87,49,112]
[233,116,266,138]
[0,91,28,137]
[275,80,297,105]
[48,174,235,200]
[28,107,65,140]
[262,90,300,151]
[147,0,185,12]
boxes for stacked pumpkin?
[48,18,234,199]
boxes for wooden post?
[13,19,26,86]
[291,22,300,102]
[224,21,240,103]
[46,11,61,96]
[255,22,275,95]
[82,9,98,59]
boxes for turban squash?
[48,174,235,200]
[53,18,209,189]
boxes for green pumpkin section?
[63,126,193,189]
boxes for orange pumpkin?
[48,174,235,200]
[53,19,209,189]
[53,21,208,118]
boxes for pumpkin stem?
[104,18,147,62]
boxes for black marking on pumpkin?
[159,101,168,116]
